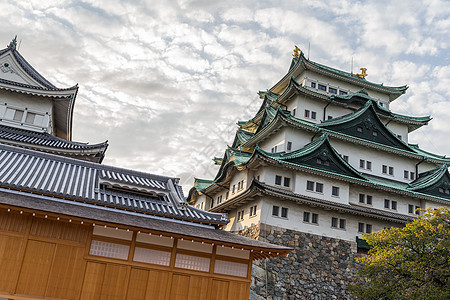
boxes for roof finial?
[8,35,17,49]
[356,67,368,78]
[293,45,301,58]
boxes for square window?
[382,165,387,174]
[306,181,314,191]
[25,112,36,124]
[339,90,347,95]
[283,177,291,187]
[303,212,310,222]
[312,213,318,224]
[329,87,337,94]
[275,175,282,185]
[287,142,292,151]
[318,84,326,91]
[389,167,394,175]
[331,217,338,228]
[305,110,310,118]
[311,111,317,119]
[272,206,279,216]
[366,224,372,233]
[281,207,288,218]
[358,222,364,233]
[332,186,339,196]
[311,82,316,88]
[339,219,346,229]
[366,195,372,205]
[384,199,390,209]
[366,161,372,170]
[404,170,409,179]
[359,194,365,203]
[13,109,24,121]
[315,183,323,193]
[391,201,397,210]
[343,155,349,162]
[408,204,414,214]
[360,160,365,168]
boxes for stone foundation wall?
[239,224,360,300]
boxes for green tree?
[350,207,450,300]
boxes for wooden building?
[0,38,290,300]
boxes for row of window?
[307,180,340,196]
[360,193,420,214]
[3,107,46,127]
[310,82,348,95]
[275,175,291,187]
[358,159,415,180]
[236,205,258,221]
[272,205,288,218]
[271,142,293,153]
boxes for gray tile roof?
[0,143,227,225]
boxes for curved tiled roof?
[0,143,228,225]
[0,125,107,150]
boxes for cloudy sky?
[1,0,449,192]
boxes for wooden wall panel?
[228,281,249,300]
[145,269,169,300]
[187,275,209,300]
[80,262,106,300]
[100,264,129,300]
[0,211,28,233]
[211,279,230,300]
[46,244,85,299]
[0,234,23,293]
[127,268,149,300]
[30,218,89,243]
[16,240,55,297]
[169,274,190,300]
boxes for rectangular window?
[410,172,415,180]
[250,205,257,216]
[360,159,365,168]
[382,165,387,174]
[404,170,409,179]
[283,177,291,187]
[13,109,24,121]
[90,240,130,260]
[303,212,310,222]
[408,204,414,214]
[339,219,346,229]
[366,161,372,170]
[272,206,279,216]
[331,217,338,228]
[287,142,292,151]
[226,192,229,199]
[232,185,235,193]
[389,166,394,175]
[332,186,339,196]
[415,206,420,214]
[281,207,288,218]
[292,108,296,116]
[133,247,171,266]
[311,111,317,119]
[311,82,316,88]
[391,201,397,210]
[339,90,347,95]
[366,195,372,205]
[305,110,310,118]
[25,112,36,124]
[312,213,318,224]
[359,194,365,203]
[366,224,372,233]
[237,211,241,220]
[318,84,326,91]
[275,175,282,185]
[306,181,314,191]
[384,199,390,209]
[329,87,337,94]
[358,222,364,233]
[315,183,323,193]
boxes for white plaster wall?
[229,198,262,231]
[259,126,312,153]
[325,104,354,120]
[294,172,350,204]
[381,118,409,143]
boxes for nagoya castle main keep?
[189,46,450,299]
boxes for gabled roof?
[409,165,450,200]
[0,143,228,225]
[232,128,254,149]
[269,49,408,101]
[255,134,366,180]
[0,38,78,140]
[0,125,108,163]
[318,101,413,152]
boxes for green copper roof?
[318,101,413,152]
[214,147,252,182]
[409,144,450,161]
[232,128,255,148]
[254,134,366,180]
[194,178,215,192]
[408,165,450,200]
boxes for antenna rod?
[18,39,22,51]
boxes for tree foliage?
[350,207,450,299]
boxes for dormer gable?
[409,165,450,200]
